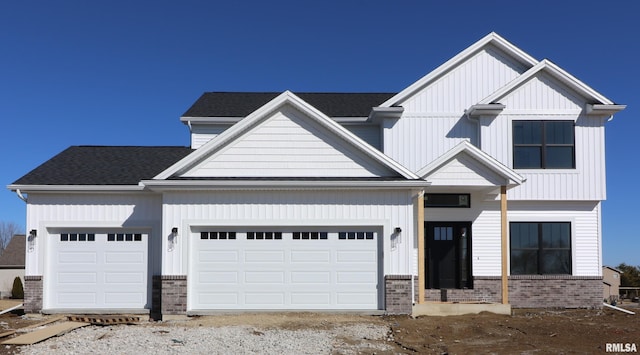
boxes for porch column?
[417,191,425,304]
[500,185,509,304]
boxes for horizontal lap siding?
[185,107,392,178]
[163,190,416,276]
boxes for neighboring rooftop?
[182,92,396,118]
[0,235,25,267]
[12,146,193,185]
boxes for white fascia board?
[465,104,506,117]
[180,116,243,125]
[381,32,538,107]
[7,184,145,193]
[158,91,419,180]
[417,141,525,185]
[140,179,430,191]
[480,59,615,105]
[586,104,627,116]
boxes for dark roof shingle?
[182,92,396,118]
[12,146,193,186]
[0,235,25,267]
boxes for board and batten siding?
[399,45,528,113]
[161,190,417,277]
[423,197,601,277]
[25,193,163,276]
[183,107,394,178]
[383,115,477,172]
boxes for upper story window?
[513,121,575,169]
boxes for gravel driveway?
[18,314,394,354]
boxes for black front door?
[426,222,472,289]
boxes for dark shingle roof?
[0,235,25,267]
[182,92,396,118]
[12,146,193,185]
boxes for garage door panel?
[191,229,380,310]
[244,250,285,263]
[199,271,238,284]
[245,292,285,305]
[199,292,238,305]
[245,271,285,284]
[49,232,148,310]
[58,252,97,264]
[104,251,144,264]
[199,250,238,262]
[104,272,144,284]
[337,271,377,284]
[291,271,330,284]
[291,293,331,305]
[290,250,331,263]
[58,272,97,284]
[58,292,97,305]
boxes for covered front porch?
[412,141,525,316]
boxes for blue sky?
[1,1,638,266]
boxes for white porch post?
[501,185,509,304]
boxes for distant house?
[8,32,626,316]
[0,235,25,298]
[603,266,622,303]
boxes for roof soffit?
[381,32,539,108]
[154,91,419,181]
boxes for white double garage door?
[47,227,381,311]
[189,227,382,310]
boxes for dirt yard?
[0,301,637,354]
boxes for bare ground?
[0,300,637,354]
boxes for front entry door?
[426,222,472,289]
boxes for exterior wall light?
[394,227,402,234]
[168,227,178,251]
[28,229,37,252]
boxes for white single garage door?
[47,232,148,310]
[190,228,380,310]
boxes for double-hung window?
[513,120,575,169]
[510,222,572,275]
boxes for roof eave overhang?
[7,184,146,193]
[586,104,627,116]
[368,106,404,123]
[465,104,506,117]
[180,116,242,125]
[140,179,430,191]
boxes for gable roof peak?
[381,32,538,107]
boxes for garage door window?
[293,232,328,240]
[107,233,142,242]
[60,233,95,242]
[339,232,374,240]
[201,232,237,240]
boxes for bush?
[11,277,23,299]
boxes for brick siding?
[152,275,187,317]
[24,275,43,313]
[385,275,413,314]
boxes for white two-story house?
[8,33,624,316]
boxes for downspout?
[464,110,481,148]
[15,189,27,202]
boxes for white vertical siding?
[184,107,394,178]
[343,124,381,150]
[162,190,417,276]
[422,198,601,277]
[383,115,477,172]
[400,45,527,113]
[500,73,583,111]
[25,193,163,276]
